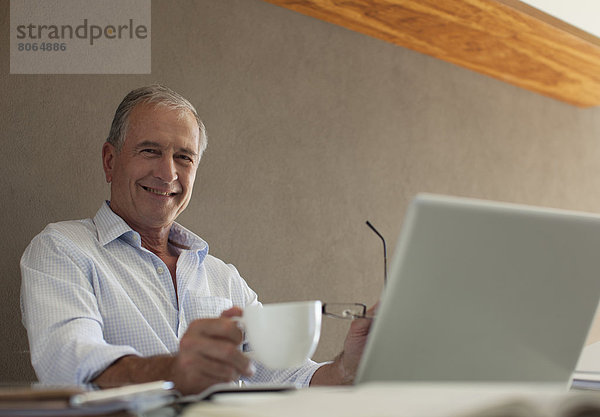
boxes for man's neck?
[107,202,174,257]
[140,232,173,257]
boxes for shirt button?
[157,266,165,274]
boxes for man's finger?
[221,306,243,318]
[179,331,253,376]
[186,318,243,344]
[198,338,253,375]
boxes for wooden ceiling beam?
[262,0,600,107]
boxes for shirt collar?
[93,201,209,259]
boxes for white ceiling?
[520,0,600,38]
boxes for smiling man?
[102,101,200,293]
[20,85,372,395]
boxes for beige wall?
[2,0,600,382]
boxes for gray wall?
[2,0,600,382]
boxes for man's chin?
[136,207,180,229]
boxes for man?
[20,85,372,395]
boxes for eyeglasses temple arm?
[366,220,387,285]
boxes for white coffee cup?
[238,300,322,369]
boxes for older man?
[20,85,371,395]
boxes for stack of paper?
[0,381,176,416]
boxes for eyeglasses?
[322,302,371,319]
[322,221,386,320]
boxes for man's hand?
[93,307,253,395]
[310,303,377,385]
[171,307,254,394]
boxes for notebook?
[355,193,600,388]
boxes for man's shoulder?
[202,253,242,277]
[34,217,97,245]
[22,217,99,265]
[202,253,226,267]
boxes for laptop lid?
[355,193,600,386]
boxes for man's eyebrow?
[135,140,199,157]
[134,140,162,150]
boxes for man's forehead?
[130,102,197,124]
[125,103,200,147]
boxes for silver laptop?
[356,193,600,387]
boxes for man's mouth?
[141,186,178,196]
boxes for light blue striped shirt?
[20,202,320,386]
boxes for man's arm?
[92,355,176,388]
[21,231,142,384]
[93,308,254,395]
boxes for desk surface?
[181,382,600,417]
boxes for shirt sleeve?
[20,230,139,385]
[242,359,325,387]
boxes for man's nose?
[155,155,178,182]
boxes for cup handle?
[230,316,248,352]
[231,315,259,363]
[231,316,245,330]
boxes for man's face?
[102,103,200,232]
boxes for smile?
[141,186,177,196]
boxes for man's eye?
[141,149,158,155]
[177,155,194,163]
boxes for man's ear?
[102,142,117,183]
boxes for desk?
[3,382,599,417]
[181,382,600,417]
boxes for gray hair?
[106,84,207,155]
